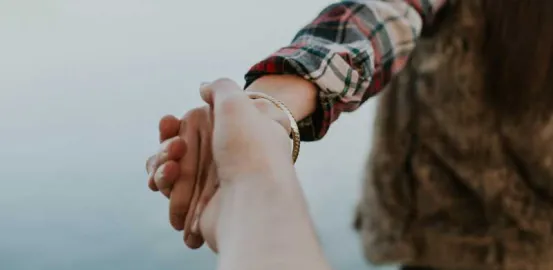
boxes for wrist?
[218,148,295,185]
[250,95,292,132]
[245,75,317,122]
[247,92,300,163]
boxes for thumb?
[200,78,245,108]
[200,78,258,124]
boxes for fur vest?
[355,1,553,269]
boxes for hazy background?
[0,1,395,269]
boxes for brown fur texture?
[355,1,553,269]
[483,0,553,117]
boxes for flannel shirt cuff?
[244,46,336,142]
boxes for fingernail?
[190,204,203,234]
[199,82,213,103]
[191,217,199,234]
[159,137,172,151]
[154,163,166,184]
[185,233,190,242]
[158,151,168,163]
[157,147,169,162]
[158,136,177,160]
[147,158,156,175]
[200,82,211,91]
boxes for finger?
[148,175,159,191]
[160,136,187,163]
[147,137,186,192]
[201,79,259,147]
[183,177,203,248]
[146,155,157,175]
[183,124,213,249]
[169,119,198,231]
[159,115,181,142]
[146,155,159,191]
[185,232,204,250]
[154,160,180,197]
[149,115,180,177]
[190,164,219,235]
[200,190,221,253]
[200,78,250,112]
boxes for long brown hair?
[483,0,553,116]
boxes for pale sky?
[0,1,393,269]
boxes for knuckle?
[183,107,202,119]
[159,114,178,127]
[159,136,175,150]
[169,139,187,158]
[155,150,168,164]
[183,106,210,126]
[154,176,169,190]
[211,77,239,89]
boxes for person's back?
[355,1,553,269]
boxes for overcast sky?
[0,1,395,269]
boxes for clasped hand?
[145,78,293,250]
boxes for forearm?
[216,169,332,270]
[244,1,449,141]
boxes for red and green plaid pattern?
[245,0,448,141]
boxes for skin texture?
[147,78,332,270]
[200,79,331,270]
[145,75,318,248]
[144,1,553,268]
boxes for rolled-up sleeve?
[245,0,448,141]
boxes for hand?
[203,79,294,178]
[145,106,216,249]
[145,80,292,249]
[197,78,296,252]
[200,79,332,270]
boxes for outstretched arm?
[212,168,332,270]
[144,0,450,251]
[198,79,332,270]
[246,0,448,141]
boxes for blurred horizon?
[0,1,395,269]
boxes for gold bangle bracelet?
[247,92,301,164]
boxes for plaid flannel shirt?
[245,0,448,141]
